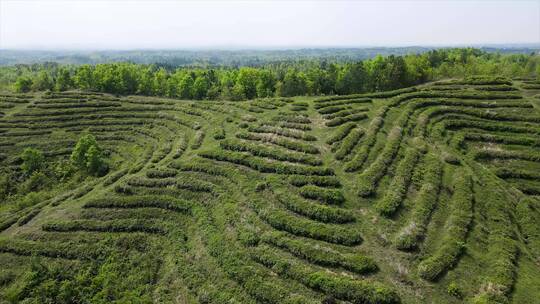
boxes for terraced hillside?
[1,77,539,304]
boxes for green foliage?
[5,48,536,99]
[14,76,33,93]
[417,171,473,281]
[298,185,345,205]
[20,148,45,175]
[375,147,420,216]
[447,282,462,298]
[71,134,108,176]
[394,153,442,250]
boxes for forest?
[2,48,539,100]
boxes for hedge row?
[493,167,540,181]
[433,76,512,86]
[31,101,121,109]
[169,159,231,176]
[257,204,361,245]
[276,192,355,224]
[236,132,320,154]
[443,118,540,135]
[299,185,345,205]
[318,105,351,115]
[191,130,205,149]
[102,168,129,186]
[471,175,517,303]
[84,195,191,213]
[322,107,368,120]
[271,121,312,131]
[127,176,213,192]
[375,147,420,216]
[199,150,334,176]
[335,128,364,160]
[326,113,368,127]
[42,219,166,234]
[473,148,540,162]
[146,168,178,178]
[417,171,473,281]
[344,115,385,172]
[17,208,42,226]
[313,87,416,103]
[250,245,399,304]
[220,138,322,166]
[151,141,172,163]
[395,153,442,250]
[0,238,102,260]
[357,126,403,197]
[248,125,317,141]
[272,114,311,124]
[463,132,540,147]
[288,175,341,188]
[314,98,372,110]
[261,231,376,274]
[326,122,356,145]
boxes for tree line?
[7,48,540,100]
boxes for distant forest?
[1,48,539,100]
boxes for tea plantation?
[0,76,539,303]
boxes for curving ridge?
[0,77,539,303]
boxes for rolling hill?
[1,77,539,304]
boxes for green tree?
[192,74,209,100]
[236,67,259,99]
[14,76,33,93]
[21,148,45,175]
[280,69,308,97]
[71,134,108,176]
[74,65,95,91]
[32,71,54,91]
[256,70,276,98]
[55,68,73,91]
[85,145,108,176]
[178,74,194,99]
[153,68,168,96]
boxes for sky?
[0,0,539,50]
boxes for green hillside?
[1,77,539,303]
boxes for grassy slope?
[0,79,539,303]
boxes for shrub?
[251,246,399,304]
[191,130,205,149]
[344,115,385,172]
[447,282,462,298]
[42,219,166,234]
[236,132,319,154]
[276,192,354,223]
[20,148,45,175]
[357,126,403,197]
[84,195,191,213]
[417,171,473,281]
[21,172,50,193]
[326,122,356,145]
[248,125,317,141]
[199,150,333,176]
[261,231,376,274]
[325,113,368,127]
[299,185,345,205]
[220,138,322,166]
[375,147,420,216]
[257,204,361,245]
[395,153,442,250]
[334,128,364,160]
[288,175,341,188]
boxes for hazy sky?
[1,0,539,49]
